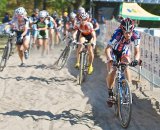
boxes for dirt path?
[0,45,159,130]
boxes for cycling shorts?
[81,33,93,43]
[37,30,48,39]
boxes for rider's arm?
[91,30,96,45]
[72,30,78,41]
[94,23,99,31]
[134,44,140,61]
[133,30,141,61]
[105,29,120,61]
[105,45,113,61]
[21,20,29,37]
[50,17,57,29]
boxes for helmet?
[78,7,85,15]
[34,8,39,13]
[15,7,26,16]
[120,18,134,32]
[79,12,89,21]
[64,12,68,17]
[70,12,76,19]
[43,10,49,16]
[39,11,47,18]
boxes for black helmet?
[120,18,134,32]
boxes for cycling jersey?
[108,28,140,59]
[78,22,94,35]
[10,17,30,45]
[35,19,48,39]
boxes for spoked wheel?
[113,78,119,117]
[78,53,87,85]
[54,46,71,70]
[118,80,132,128]
[0,44,10,71]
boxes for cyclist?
[55,15,62,45]
[35,10,48,56]
[62,12,69,37]
[10,7,30,66]
[75,7,85,43]
[44,10,57,50]
[68,12,77,42]
[29,8,39,49]
[105,18,140,107]
[75,12,96,75]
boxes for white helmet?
[78,7,85,15]
[80,12,89,21]
[42,10,49,16]
[15,7,26,16]
[39,11,47,18]
[70,12,76,19]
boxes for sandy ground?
[0,44,160,130]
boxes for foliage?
[0,0,7,16]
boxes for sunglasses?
[17,14,24,18]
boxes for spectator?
[2,12,10,23]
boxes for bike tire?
[54,46,71,70]
[113,78,119,117]
[118,79,132,128]
[78,52,85,85]
[0,42,11,71]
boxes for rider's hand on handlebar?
[130,60,138,67]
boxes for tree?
[0,0,7,15]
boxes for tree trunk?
[43,0,47,10]
[34,0,38,9]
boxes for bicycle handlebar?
[113,59,142,68]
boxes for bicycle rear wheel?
[54,46,71,70]
[0,43,11,71]
[118,79,132,128]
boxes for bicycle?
[78,41,89,85]
[53,35,76,70]
[0,31,16,71]
[111,61,134,128]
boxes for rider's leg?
[23,36,30,59]
[17,45,24,64]
[23,36,30,51]
[106,61,117,90]
[87,44,94,74]
[75,36,84,68]
[49,28,54,49]
[125,67,131,83]
[88,44,94,66]
[42,39,48,56]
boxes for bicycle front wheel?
[54,46,71,70]
[0,43,11,71]
[78,52,85,85]
[113,78,119,117]
[118,79,132,128]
